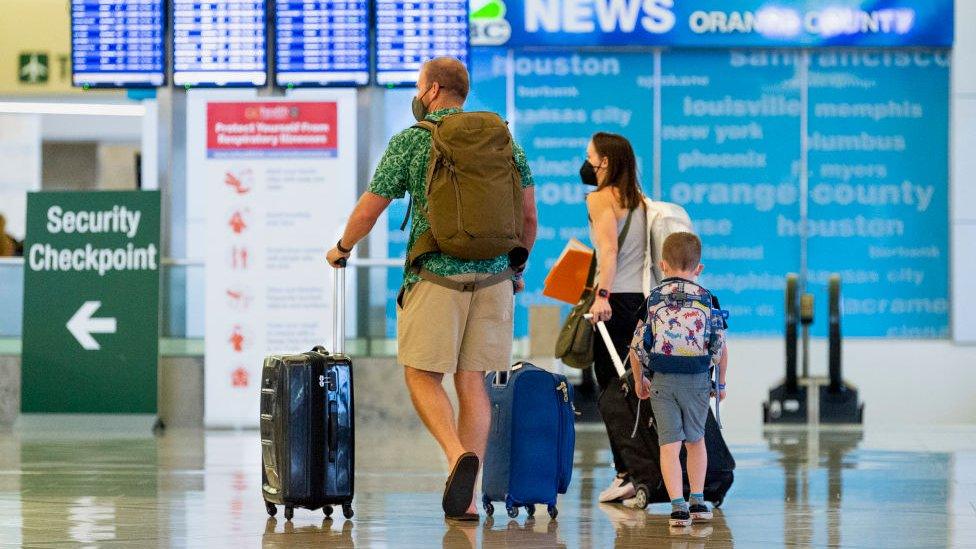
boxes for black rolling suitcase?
[592,319,734,509]
[260,265,354,521]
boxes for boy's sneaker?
[689,503,713,521]
[599,475,636,503]
[669,509,692,527]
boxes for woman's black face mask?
[579,160,598,186]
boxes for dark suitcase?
[260,265,354,521]
[592,318,735,509]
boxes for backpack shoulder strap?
[647,287,665,306]
[413,120,438,133]
[399,197,412,232]
[399,120,440,232]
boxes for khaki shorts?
[397,273,514,374]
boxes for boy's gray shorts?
[648,372,712,446]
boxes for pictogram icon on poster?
[229,325,246,352]
[224,169,253,195]
[231,246,248,270]
[225,287,253,310]
[229,210,249,234]
[231,365,249,388]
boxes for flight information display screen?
[375,0,469,86]
[275,1,370,87]
[173,0,267,87]
[71,0,165,88]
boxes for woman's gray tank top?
[592,207,646,294]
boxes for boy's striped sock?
[670,497,693,527]
[689,492,713,521]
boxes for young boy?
[629,232,729,527]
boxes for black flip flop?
[442,452,480,517]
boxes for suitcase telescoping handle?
[584,314,627,378]
[586,314,644,438]
[332,258,347,355]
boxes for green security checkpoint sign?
[21,191,161,413]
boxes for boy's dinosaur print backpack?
[640,280,727,375]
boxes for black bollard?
[828,275,842,394]
[818,274,864,424]
[763,273,807,424]
[785,274,799,394]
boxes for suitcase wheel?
[506,505,519,519]
[633,485,650,510]
[342,503,354,520]
[547,505,558,520]
[525,505,536,519]
[264,501,277,517]
[284,506,294,521]
[484,502,495,517]
[324,505,333,519]
[713,498,723,509]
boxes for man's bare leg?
[404,366,467,467]
[455,370,491,514]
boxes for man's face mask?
[579,160,599,186]
[412,84,434,122]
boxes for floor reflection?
[766,429,864,548]
[598,503,735,548]
[262,516,354,548]
[0,421,972,547]
[759,428,952,548]
[479,517,563,548]
[15,435,166,546]
[67,496,117,544]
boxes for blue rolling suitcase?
[482,362,576,519]
[260,266,354,521]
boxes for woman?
[582,132,646,504]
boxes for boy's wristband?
[718,383,726,390]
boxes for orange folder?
[543,239,595,305]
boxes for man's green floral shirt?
[367,108,535,288]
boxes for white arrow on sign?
[67,301,117,351]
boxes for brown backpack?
[405,112,527,269]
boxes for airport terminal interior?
[2,0,976,547]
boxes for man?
[326,57,538,520]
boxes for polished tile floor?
[1,419,975,548]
